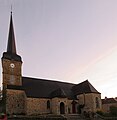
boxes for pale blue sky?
[0,0,117,98]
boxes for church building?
[1,13,102,115]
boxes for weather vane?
[11,4,12,14]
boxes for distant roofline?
[102,97,117,104]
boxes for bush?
[96,110,104,116]
[110,106,117,116]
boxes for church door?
[72,101,77,114]
[60,102,65,114]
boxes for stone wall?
[67,100,73,114]
[102,103,117,113]
[51,98,79,114]
[2,59,22,86]
[26,98,51,115]
[51,98,68,114]
[6,89,26,115]
[6,89,101,115]
[77,93,102,113]
[26,97,77,115]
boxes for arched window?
[47,100,50,109]
[96,97,100,108]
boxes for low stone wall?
[8,115,67,120]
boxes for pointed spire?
[2,11,22,62]
[7,11,17,54]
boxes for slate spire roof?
[7,11,16,54]
[2,12,22,62]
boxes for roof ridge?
[22,76,75,85]
[87,80,97,92]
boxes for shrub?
[110,106,117,116]
[96,110,104,116]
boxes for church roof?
[50,88,67,98]
[22,77,75,99]
[21,77,100,99]
[72,80,100,95]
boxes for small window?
[96,97,100,108]
[47,100,50,109]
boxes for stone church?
[1,13,102,115]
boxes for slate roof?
[50,88,67,98]
[6,77,100,99]
[21,77,100,99]
[2,12,22,62]
[7,12,16,54]
[72,80,100,95]
[2,52,22,62]
[22,77,75,99]
[102,98,117,104]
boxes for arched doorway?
[71,100,77,113]
[60,102,65,114]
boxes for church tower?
[1,12,22,86]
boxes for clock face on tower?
[10,63,15,68]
